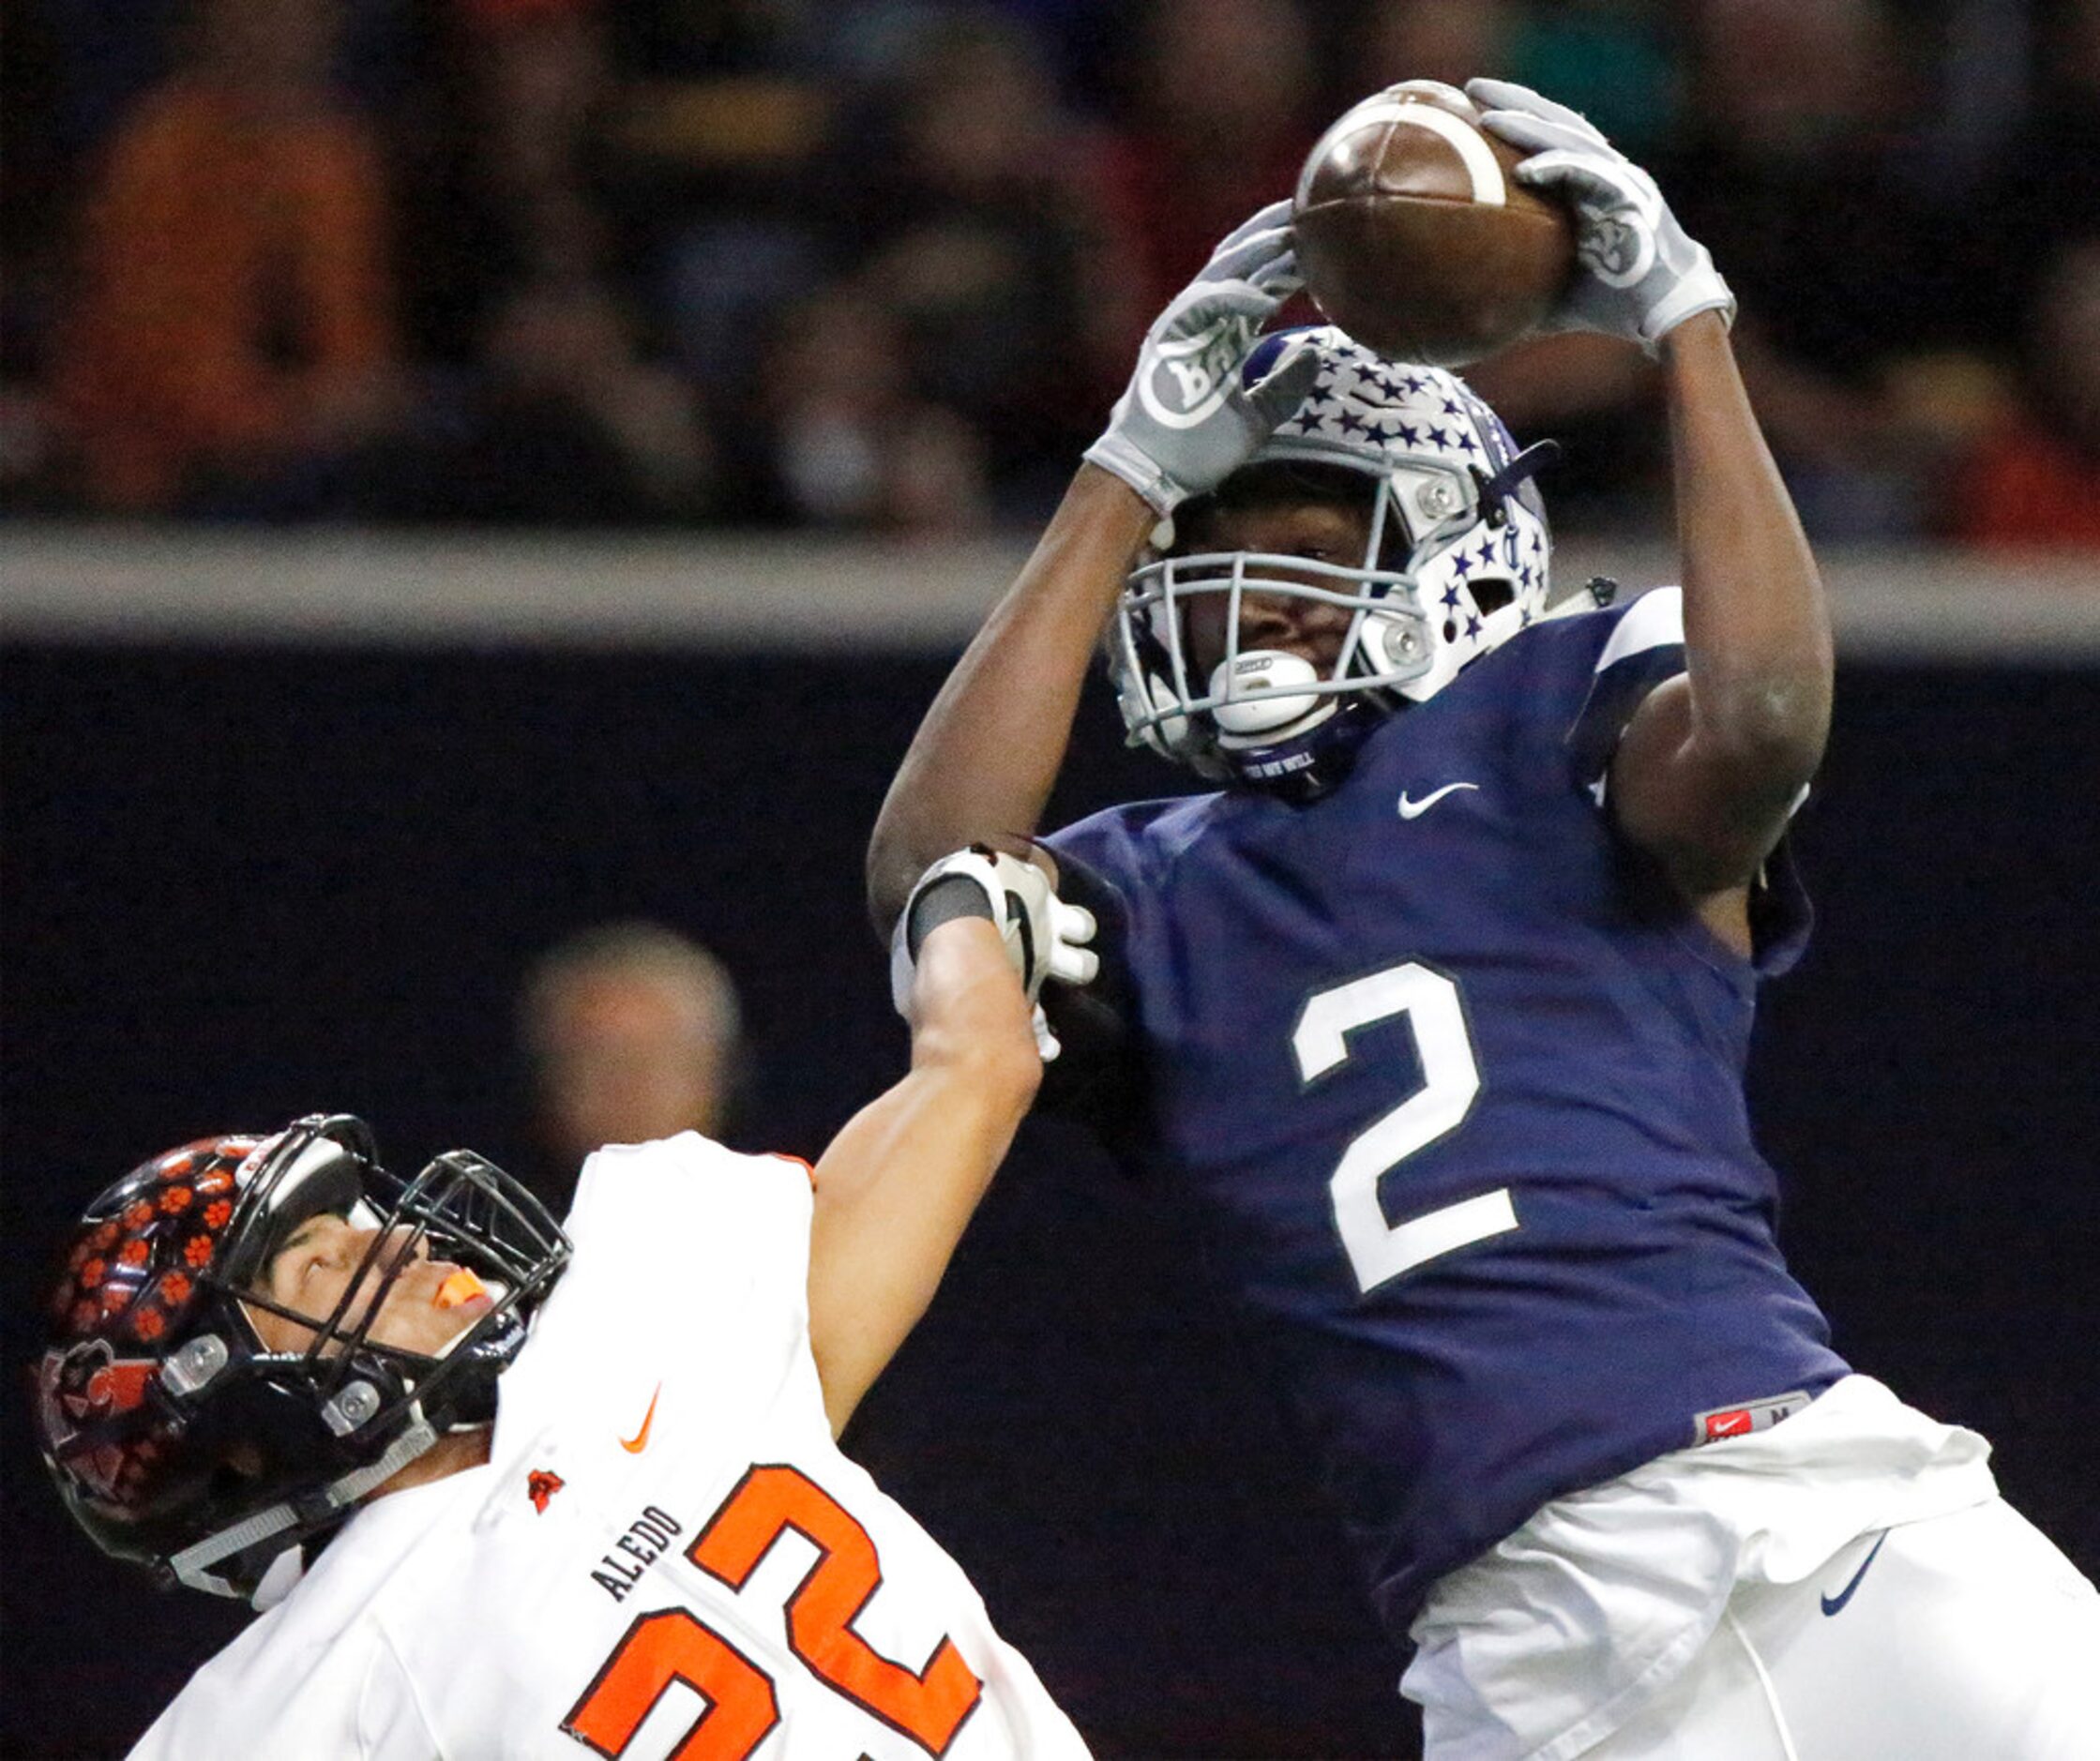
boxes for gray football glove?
[1084,201,1322,514]
[1466,78,1734,353]
[890,846,1099,1061]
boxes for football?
[1292,80,1574,367]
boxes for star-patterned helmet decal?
[1273,334,1489,470]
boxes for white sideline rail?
[2,524,2097,660]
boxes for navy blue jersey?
[1044,589,1849,1636]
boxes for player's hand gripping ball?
[1292,79,1574,366]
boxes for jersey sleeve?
[354,1627,441,1760]
[128,1617,426,1761]
[494,1135,815,1449]
[1746,840,1813,975]
[1564,585,1688,801]
[1557,586,1814,974]
[1036,818,1155,1150]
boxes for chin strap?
[165,1414,439,1599]
[1474,438,1562,524]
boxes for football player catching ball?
[34,876,1097,1760]
[869,79,2100,1759]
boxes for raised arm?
[866,202,1322,935]
[808,849,1095,1435]
[1470,79,1831,907]
[806,913,1040,1437]
[1610,317,1830,895]
[866,466,1154,932]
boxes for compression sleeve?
[903,874,998,956]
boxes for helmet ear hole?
[1473,579,1515,617]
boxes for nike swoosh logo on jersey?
[1820,1529,1890,1617]
[1397,782,1480,820]
[621,1383,662,1454]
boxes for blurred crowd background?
[5,0,2099,551]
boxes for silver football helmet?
[1110,326,1554,789]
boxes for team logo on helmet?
[47,1141,246,1348]
[37,1338,159,1503]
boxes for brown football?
[1293,80,1574,367]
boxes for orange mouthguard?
[434,1269,488,1309]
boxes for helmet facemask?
[222,1121,541,1391]
[1110,328,1555,791]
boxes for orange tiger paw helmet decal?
[35,1136,261,1516]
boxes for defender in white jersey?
[33,885,1098,1760]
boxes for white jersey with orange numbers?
[130,1134,1093,1761]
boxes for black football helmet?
[32,1115,568,1600]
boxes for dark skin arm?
[867,463,1156,935]
[1607,312,1834,952]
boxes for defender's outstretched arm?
[806,915,1041,1437]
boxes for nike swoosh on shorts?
[1821,1528,1891,1617]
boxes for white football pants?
[1584,1498,2100,1760]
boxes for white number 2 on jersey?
[1292,961,1517,1292]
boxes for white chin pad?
[1211,651,1323,736]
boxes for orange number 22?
[564,1464,983,1758]
[563,1608,780,1760]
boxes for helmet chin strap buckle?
[1473,439,1563,527]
